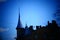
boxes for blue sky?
[0,0,58,40]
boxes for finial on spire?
[18,8,20,19]
[18,8,20,15]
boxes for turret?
[16,8,24,40]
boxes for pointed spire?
[16,8,22,28]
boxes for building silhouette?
[16,9,60,40]
[16,9,25,40]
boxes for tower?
[16,8,25,40]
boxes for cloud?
[0,27,9,32]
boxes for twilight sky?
[0,0,58,40]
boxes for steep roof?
[16,9,22,28]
